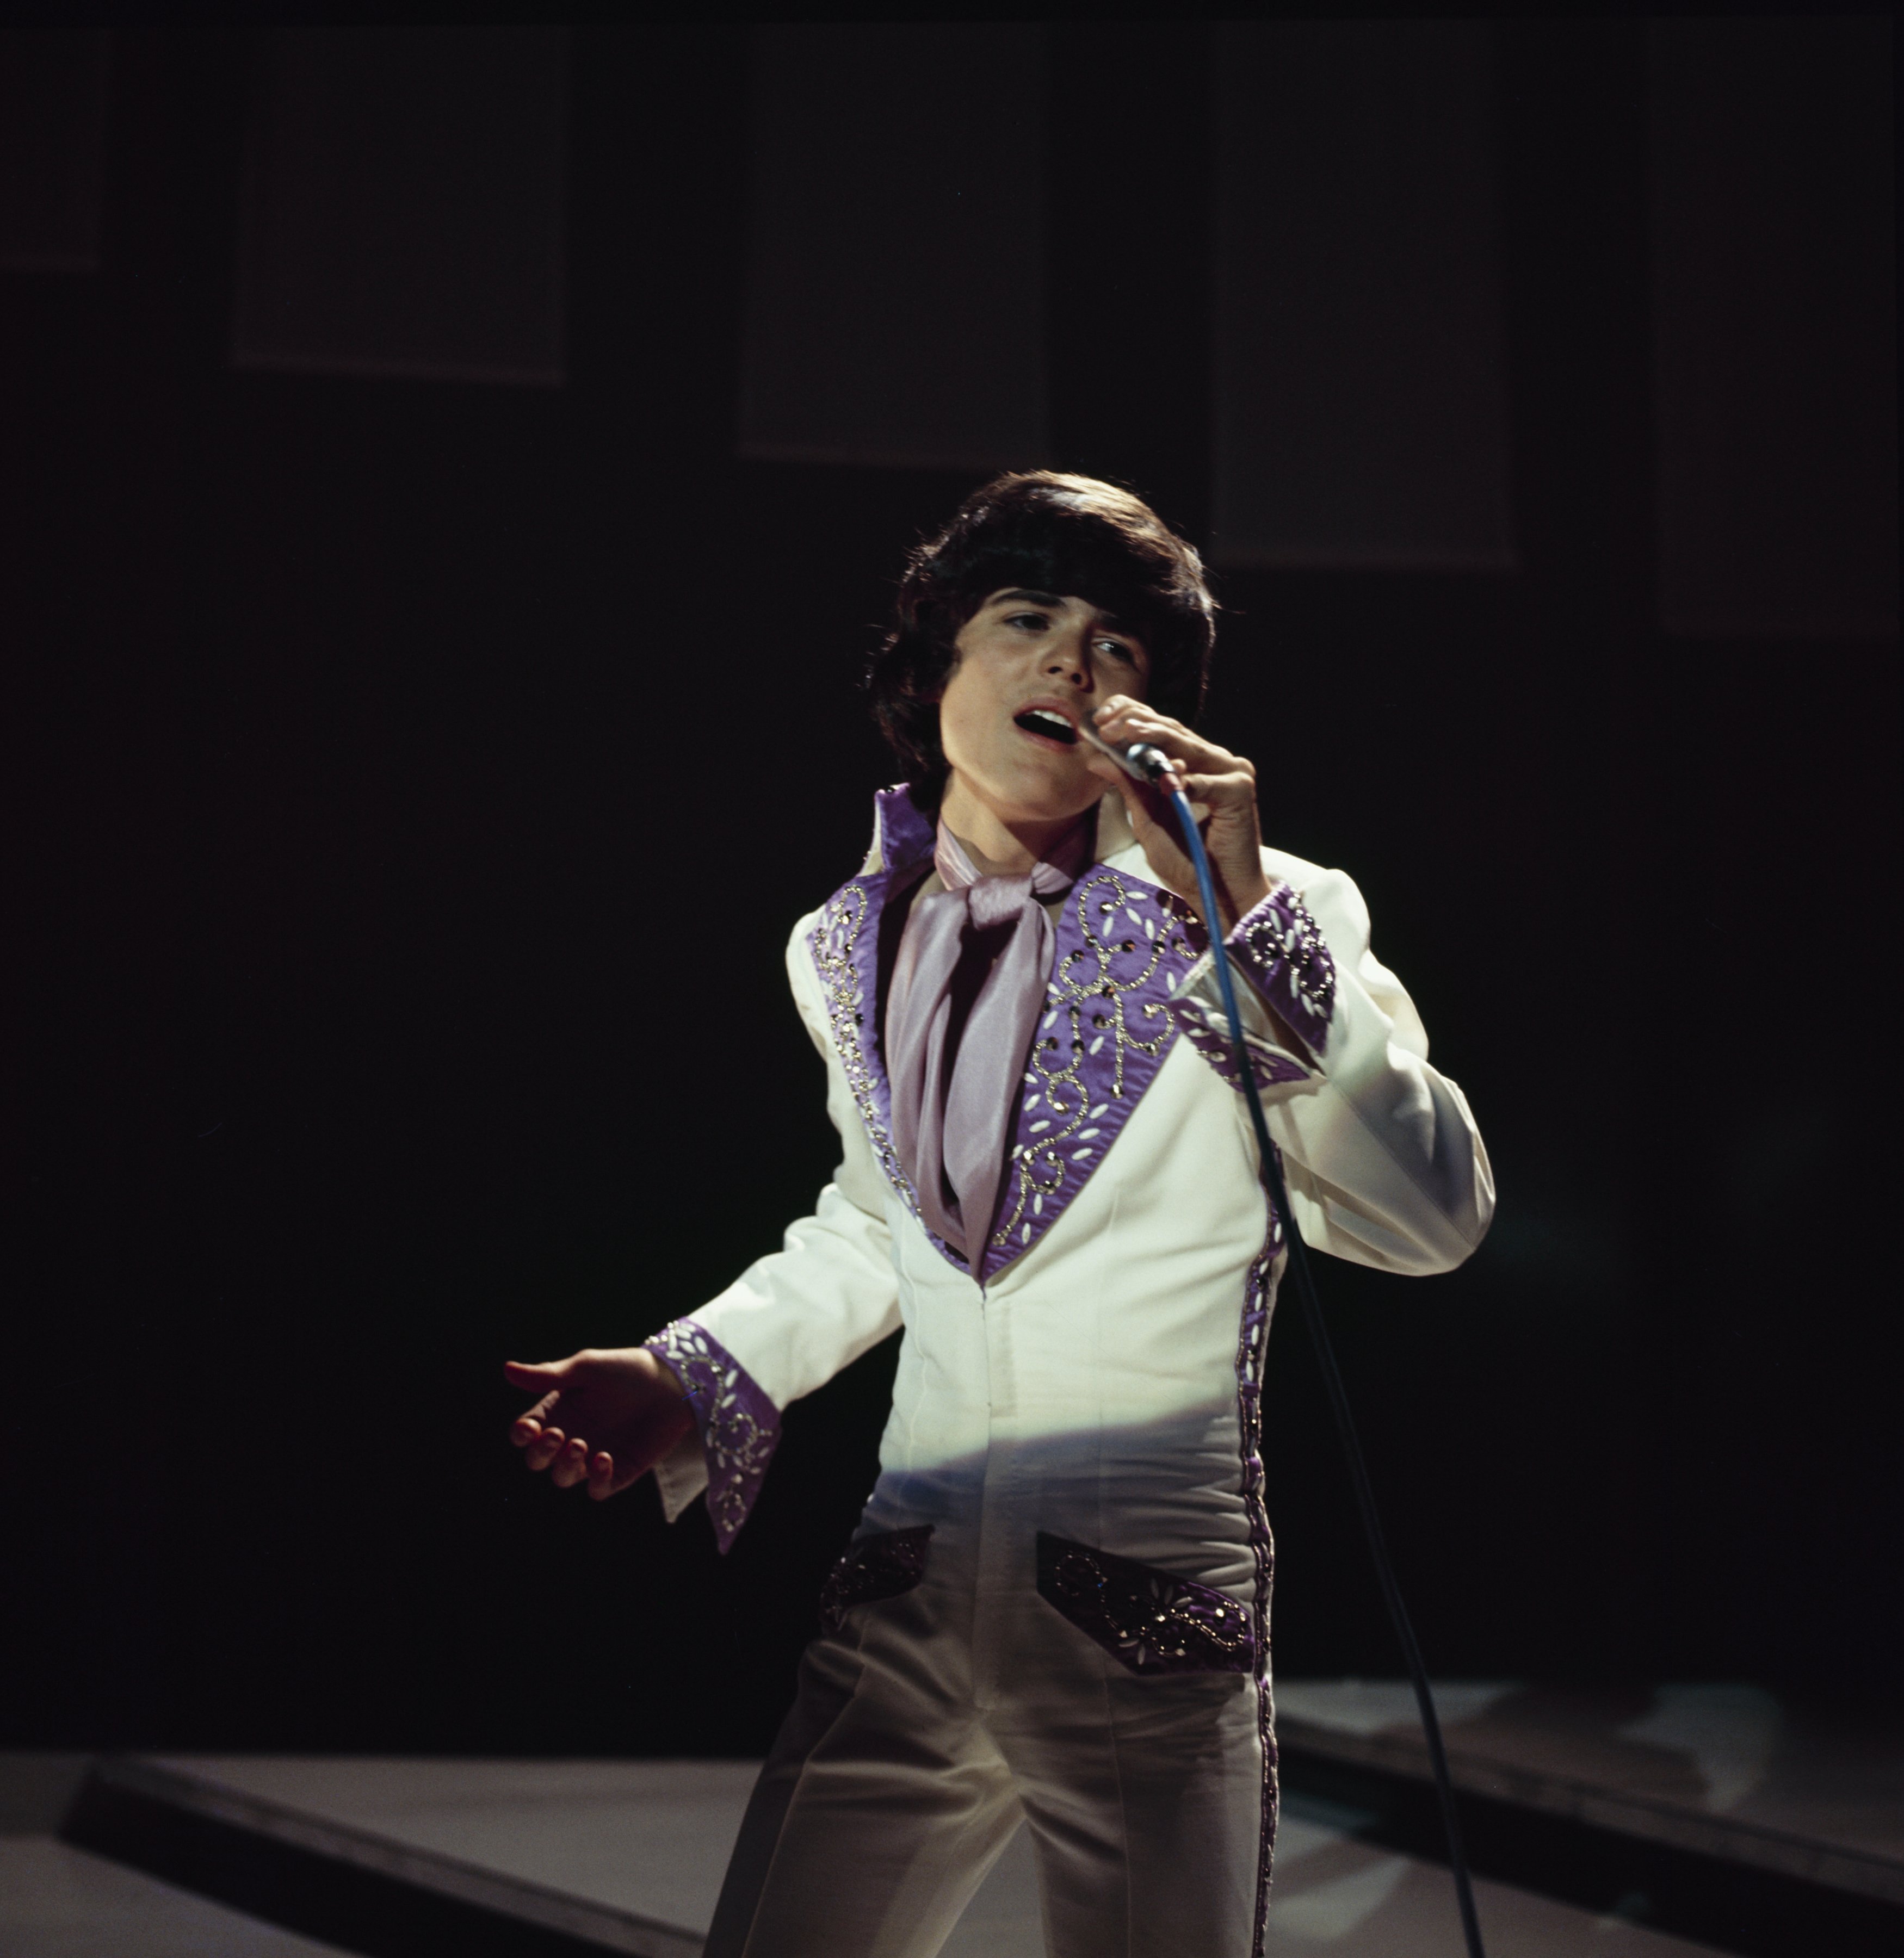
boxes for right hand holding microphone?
[505,1347,693,1501]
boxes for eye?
[1095,637,1137,662]
[1006,611,1051,631]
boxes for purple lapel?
[807,786,938,1236]
[982,866,1204,1280]
[806,790,1207,1284]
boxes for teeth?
[1025,709,1069,731]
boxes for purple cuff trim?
[1171,1000,1315,1094]
[1226,883,1337,1062]
[1175,889,1339,1104]
[1036,1533,1258,1675]
[1164,885,1334,1094]
[642,1319,780,1555]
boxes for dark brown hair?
[868,472,1216,803]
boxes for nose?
[1043,623,1092,689]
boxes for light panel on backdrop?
[0,29,112,272]
[1210,21,1513,572]
[739,23,1047,471]
[1648,18,1897,639]
[233,27,567,386]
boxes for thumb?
[1105,766,1151,827]
[1112,765,1177,838]
[503,1359,567,1391]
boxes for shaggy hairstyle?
[869,473,1216,804]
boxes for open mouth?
[1013,707,1078,746]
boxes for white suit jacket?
[647,784,1493,1631]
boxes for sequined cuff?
[1166,884,1335,1093]
[642,1318,781,1555]
[1168,991,1315,1094]
[1225,884,1336,1059]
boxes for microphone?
[1078,715,1175,784]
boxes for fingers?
[513,1386,573,1472]
[521,1423,568,1473]
[507,1357,581,1470]
[1095,747,1210,832]
[1173,769,1252,813]
[1092,759,1186,861]
[506,1346,690,1501]
[513,1421,609,1490]
[1090,697,1187,752]
[551,1436,594,1489]
[1091,707,1265,927]
[1091,701,1251,786]
[509,1387,561,1449]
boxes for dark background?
[3,22,1896,1756]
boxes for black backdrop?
[5,24,1897,1755]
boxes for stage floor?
[8,1679,1900,1955]
[16,1751,1723,1957]
[0,1833,349,1956]
[1276,1679,1904,1904]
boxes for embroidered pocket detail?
[818,1525,935,1635]
[1036,1532,1257,1675]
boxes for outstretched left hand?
[504,1347,693,1501]
[1083,696,1272,931]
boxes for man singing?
[506,473,1493,1957]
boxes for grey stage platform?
[28,1753,1721,1958]
[1276,1680,1904,1905]
[0,1835,351,1957]
[7,1682,1900,1956]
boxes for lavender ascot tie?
[886,825,1080,1267]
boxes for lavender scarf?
[886,824,1083,1264]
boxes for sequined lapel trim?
[983,868,1204,1280]
[809,875,922,1225]
[804,788,943,1239]
[807,833,1207,1284]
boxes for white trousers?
[704,1542,1272,1958]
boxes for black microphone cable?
[1165,772,1489,1958]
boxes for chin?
[944,742,1099,823]
[998,771,1100,823]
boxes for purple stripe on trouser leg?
[1237,1243,1283,1953]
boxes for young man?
[506,474,1493,1958]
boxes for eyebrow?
[991,588,1130,629]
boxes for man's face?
[938,588,1151,825]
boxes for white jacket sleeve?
[1169,854,1494,1277]
[646,910,903,1550]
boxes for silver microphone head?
[1079,717,1174,784]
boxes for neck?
[937,778,1093,877]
